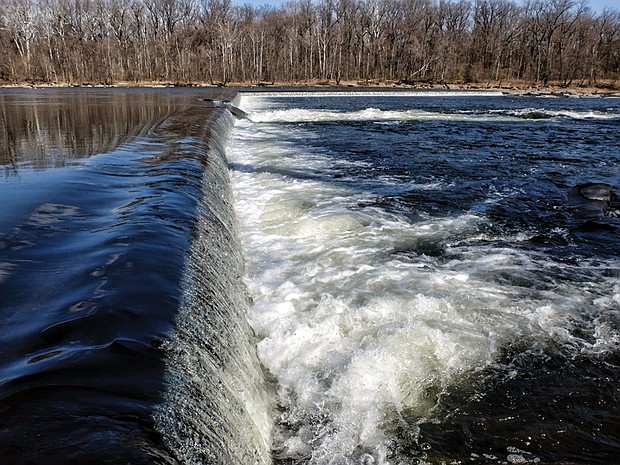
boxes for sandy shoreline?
[1,79,619,98]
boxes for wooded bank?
[1,0,619,89]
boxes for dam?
[1,88,619,465]
[0,88,271,465]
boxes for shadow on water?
[0,89,270,464]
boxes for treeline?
[1,0,619,87]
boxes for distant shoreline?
[2,79,619,98]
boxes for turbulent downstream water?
[229,91,620,465]
[0,88,619,465]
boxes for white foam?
[249,107,516,124]
[241,94,620,125]
[229,94,620,464]
[248,106,620,124]
[501,108,620,120]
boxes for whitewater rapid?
[229,92,619,464]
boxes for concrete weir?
[153,89,273,465]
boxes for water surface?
[230,91,620,465]
[1,88,618,465]
[0,88,271,465]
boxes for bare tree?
[1,0,38,78]
[0,0,617,87]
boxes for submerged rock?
[568,182,615,221]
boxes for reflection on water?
[0,89,183,171]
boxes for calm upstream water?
[0,89,618,465]
[0,88,270,465]
[229,91,620,465]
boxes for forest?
[1,0,619,88]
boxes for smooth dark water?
[230,92,620,465]
[0,88,270,464]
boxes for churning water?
[0,88,619,465]
[229,92,620,465]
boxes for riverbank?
[2,78,619,98]
[231,78,620,97]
